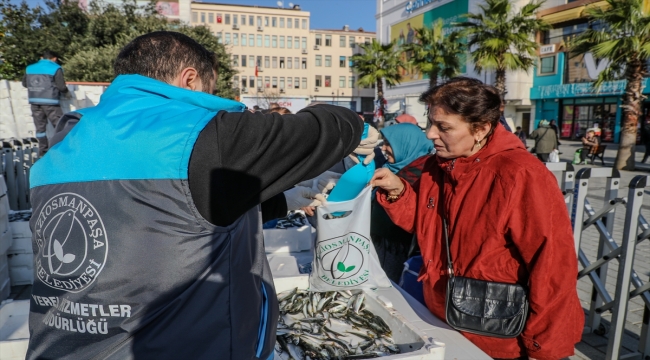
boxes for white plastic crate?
[0,230,11,256]
[8,221,30,240]
[263,225,313,253]
[6,237,31,255]
[9,265,33,286]
[7,253,32,268]
[0,300,30,360]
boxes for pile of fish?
[275,288,400,360]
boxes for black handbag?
[440,176,529,338]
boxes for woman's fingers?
[371,168,398,189]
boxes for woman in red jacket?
[371,77,583,360]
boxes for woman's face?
[426,106,490,159]
[382,140,395,163]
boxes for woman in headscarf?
[371,123,433,282]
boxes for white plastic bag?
[549,149,560,163]
[309,187,391,291]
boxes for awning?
[540,1,611,25]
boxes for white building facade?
[376,0,535,130]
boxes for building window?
[241,76,247,89]
[339,56,346,67]
[294,37,300,49]
[272,17,277,27]
[250,34,255,47]
[280,36,285,48]
[280,18,285,28]
[302,37,307,49]
[233,33,239,46]
[325,76,331,87]
[241,15,246,25]
[295,77,300,88]
[315,55,322,67]
[272,56,278,68]
[348,56,353,68]
[257,56,262,67]
[287,58,292,69]
[241,33,247,46]
[287,36,292,49]
[272,35,277,48]
[233,76,238,88]
[294,19,299,28]
[287,77,292,88]
[339,76,346,88]
[249,55,255,68]
[302,58,307,69]
[201,12,205,23]
[233,14,237,25]
[265,76,270,88]
[364,37,370,44]
[249,77,255,88]
[349,36,355,48]
[349,76,355,88]
[294,57,299,69]
[540,56,555,74]
[241,55,247,67]
[225,14,230,25]
[280,57,285,68]
[302,19,307,29]
[264,35,270,47]
[264,17,269,26]
[217,13,222,23]
[340,36,345,47]
[325,56,331,67]
[249,15,254,26]
[216,32,222,44]
[315,34,322,46]
[325,35,332,47]
[264,56,270,68]
[225,33,231,45]
[257,77,262,89]
[257,16,262,27]
[287,18,292,28]
[272,77,278,88]
[280,77,285,90]
[315,75,322,87]
[302,77,307,89]
[208,13,214,23]
[192,12,197,22]
[232,55,239,67]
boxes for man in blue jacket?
[27,31,362,359]
[22,51,69,156]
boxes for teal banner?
[531,78,650,100]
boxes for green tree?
[401,19,465,88]
[570,0,650,170]
[351,39,403,120]
[456,0,549,98]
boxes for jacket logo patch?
[34,193,108,293]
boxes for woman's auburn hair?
[419,77,502,135]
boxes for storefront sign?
[531,78,650,99]
[539,44,555,55]
[405,0,444,13]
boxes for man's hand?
[370,168,404,196]
[284,186,327,211]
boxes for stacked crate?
[7,211,33,286]
[0,176,12,300]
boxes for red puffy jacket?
[378,125,583,359]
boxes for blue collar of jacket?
[100,74,245,113]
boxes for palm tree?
[352,39,403,121]
[570,0,650,170]
[456,0,550,99]
[401,19,465,88]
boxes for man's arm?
[53,69,69,93]
[189,104,363,227]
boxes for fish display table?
[267,252,490,360]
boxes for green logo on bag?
[316,232,370,287]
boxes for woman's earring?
[476,139,481,149]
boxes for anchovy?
[353,293,365,314]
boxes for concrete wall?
[0,81,107,140]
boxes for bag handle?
[440,173,455,279]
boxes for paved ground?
[9,139,650,359]
[530,139,650,360]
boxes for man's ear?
[176,67,202,91]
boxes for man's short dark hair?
[43,51,58,60]
[114,31,216,92]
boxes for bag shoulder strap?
[440,173,454,278]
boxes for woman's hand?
[370,168,404,196]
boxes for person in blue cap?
[370,123,433,281]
